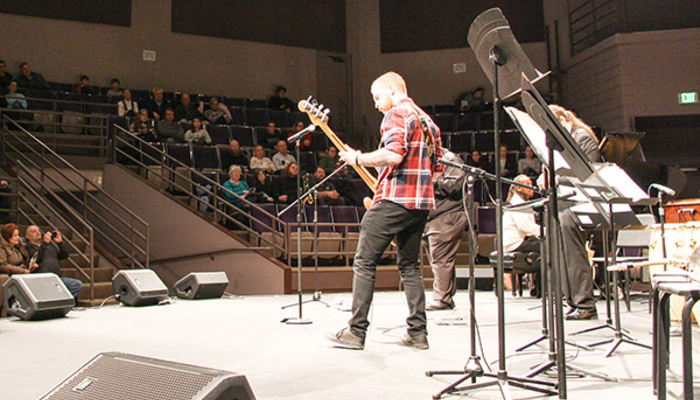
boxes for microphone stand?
[279,134,311,325]
[280,162,349,310]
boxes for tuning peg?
[311,98,319,106]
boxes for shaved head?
[371,71,407,95]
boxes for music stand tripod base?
[281,317,313,325]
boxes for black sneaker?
[398,333,429,349]
[565,309,598,320]
[326,327,364,350]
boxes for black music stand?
[426,8,556,400]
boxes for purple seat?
[269,110,291,128]
[84,95,111,114]
[477,207,496,234]
[432,113,455,132]
[247,99,268,108]
[230,125,255,147]
[207,125,230,145]
[108,115,128,135]
[479,112,495,130]
[166,143,193,168]
[57,92,84,113]
[228,106,246,125]
[222,97,246,107]
[450,132,472,153]
[26,89,55,111]
[275,204,305,233]
[48,82,74,92]
[434,104,454,113]
[130,89,151,104]
[192,171,218,188]
[250,203,276,234]
[456,113,479,131]
[356,205,367,222]
[330,205,360,233]
[474,132,494,152]
[298,151,317,174]
[346,179,372,204]
[311,132,329,152]
[140,142,164,166]
[290,112,311,127]
[193,145,220,170]
[246,108,269,127]
[305,205,334,233]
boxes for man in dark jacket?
[15,62,50,90]
[24,225,83,298]
[422,149,468,310]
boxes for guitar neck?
[317,124,378,193]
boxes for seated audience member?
[268,85,295,112]
[24,226,83,298]
[5,80,28,110]
[75,75,96,95]
[0,60,13,94]
[467,150,489,171]
[455,87,486,113]
[156,108,184,143]
[107,78,123,98]
[249,145,274,173]
[204,97,232,125]
[318,146,349,176]
[503,175,541,294]
[249,169,274,203]
[184,117,212,145]
[309,167,346,206]
[518,146,541,181]
[289,121,312,150]
[222,165,251,227]
[118,89,139,117]
[222,140,249,172]
[130,109,157,142]
[495,144,518,179]
[272,140,296,172]
[174,93,203,123]
[15,62,50,90]
[273,162,300,204]
[259,122,285,150]
[0,223,38,276]
[146,87,170,121]
[0,180,13,224]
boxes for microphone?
[650,183,676,196]
[287,125,316,143]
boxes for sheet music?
[504,107,570,173]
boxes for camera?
[49,230,58,239]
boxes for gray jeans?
[349,201,429,339]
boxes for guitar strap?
[407,106,437,171]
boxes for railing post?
[130,217,136,268]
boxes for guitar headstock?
[298,96,330,128]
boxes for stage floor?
[0,289,695,399]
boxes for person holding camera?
[24,225,83,298]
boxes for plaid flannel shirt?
[373,98,443,210]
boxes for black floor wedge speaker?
[174,272,229,300]
[2,273,74,320]
[40,352,256,400]
[112,269,168,306]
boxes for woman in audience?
[223,165,251,228]
[130,109,157,142]
[517,146,541,181]
[290,121,312,150]
[249,145,274,173]
[250,169,275,203]
[184,117,212,145]
[273,162,300,204]
[118,89,138,117]
[0,223,38,275]
[5,80,27,110]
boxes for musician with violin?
[327,71,443,350]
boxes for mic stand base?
[281,291,330,309]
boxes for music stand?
[427,8,557,399]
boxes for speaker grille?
[42,353,233,400]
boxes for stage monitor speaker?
[112,269,168,306]
[2,273,74,320]
[40,352,257,400]
[174,272,229,300]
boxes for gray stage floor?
[0,290,696,400]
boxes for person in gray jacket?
[422,149,468,310]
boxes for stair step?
[77,282,114,301]
[60,253,100,269]
[61,267,113,283]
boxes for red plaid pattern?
[373,98,443,210]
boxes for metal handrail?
[0,93,118,113]
[15,161,96,299]
[1,114,149,270]
[112,124,290,257]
